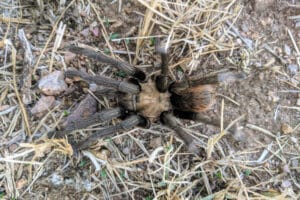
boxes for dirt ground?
[0,0,300,199]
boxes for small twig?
[0,105,17,116]
[8,40,32,136]
[18,29,34,104]
[49,22,66,72]
[217,93,240,106]
[287,28,300,67]
[82,150,106,171]
[262,44,287,66]
[0,16,31,24]
[87,0,116,58]
[226,20,253,51]
[274,105,280,121]
[277,90,300,93]
[206,99,226,158]
[225,114,246,132]
[33,0,75,74]
[256,143,273,163]
[200,165,212,195]
[280,105,300,111]
[246,124,276,139]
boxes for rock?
[16,179,28,190]
[80,28,89,37]
[241,23,249,32]
[50,173,64,186]
[287,64,298,75]
[268,91,280,102]
[233,126,249,143]
[243,38,253,50]
[284,45,291,56]
[297,99,300,106]
[281,123,293,134]
[38,71,67,96]
[290,136,298,144]
[292,159,299,172]
[91,27,100,37]
[83,179,94,192]
[31,96,55,117]
[282,164,290,173]
[281,180,292,188]
[294,74,300,82]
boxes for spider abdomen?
[170,84,216,112]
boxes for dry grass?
[0,0,300,199]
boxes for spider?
[59,42,245,155]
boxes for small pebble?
[241,23,249,32]
[50,173,64,186]
[233,126,248,143]
[281,180,292,188]
[294,74,300,82]
[65,178,75,186]
[258,72,264,81]
[287,64,298,75]
[297,99,300,106]
[255,62,263,68]
[80,28,90,37]
[290,136,298,144]
[16,179,27,190]
[243,38,253,50]
[281,123,293,134]
[92,27,100,37]
[122,147,130,155]
[268,91,280,102]
[89,83,98,92]
[282,164,290,173]
[284,44,291,56]
[83,180,94,192]
[292,159,299,172]
[38,71,67,96]
[31,96,55,117]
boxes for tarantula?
[59,43,245,155]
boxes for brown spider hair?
[170,84,216,112]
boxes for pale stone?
[31,96,55,117]
[38,71,67,96]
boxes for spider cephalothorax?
[59,44,245,154]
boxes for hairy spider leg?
[68,45,146,81]
[155,39,171,92]
[73,115,146,150]
[173,110,220,127]
[161,112,200,155]
[65,70,141,94]
[53,107,124,138]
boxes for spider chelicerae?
[58,42,245,155]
